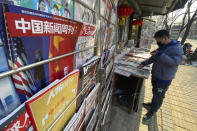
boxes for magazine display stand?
[113,9,155,113]
[114,47,150,113]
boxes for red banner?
[80,25,96,36]
[5,12,82,37]
[4,111,32,131]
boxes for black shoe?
[143,103,151,110]
[142,111,154,121]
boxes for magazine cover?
[0,103,32,131]
[100,18,107,50]
[50,0,74,19]
[100,0,106,17]
[101,0,112,19]
[101,45,115,68]
[105,25,115,50]
[63,99,85,131]
[74,2,94,24]
[101,89,110,117]
[60,0,74,19]
[0,3,83,102]
[81,56,100,97]
[0,0,20,6]
[85,83,99,123]
[80,0,97,9]
[26,70,80,131]
[102,25,110,51]
[105,0,112,20]
[33,0,51,13]
[0,45,20,120]
[110,8,116,24]
[112,0,119,7]
[76,56,99,110]
[139,19,155,49]
[86,105,98,131]
[75,24,96,69]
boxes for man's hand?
[150,50,158,56]
[137,64,144,69]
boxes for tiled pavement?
[143,64,197,131]
[109,59,197,130]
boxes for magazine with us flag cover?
[0,3,83,103]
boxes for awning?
[126,0,188,17]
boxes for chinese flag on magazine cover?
[49,35,77,83]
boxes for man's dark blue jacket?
[141,40,184,84]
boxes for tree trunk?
[181,22,193,44]
[164,14,170,31]
[181,8,197,44]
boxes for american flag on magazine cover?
[8,37,37,103]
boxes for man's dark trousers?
[150,78,171,113]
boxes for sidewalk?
[109,63,197,131]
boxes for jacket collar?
[158,40,180,51]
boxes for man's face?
[155,38,163,44]
[155,37,165,48]
[39,1,46,11]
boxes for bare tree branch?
[177,11,188,38]
[172,11,195,22]
[194,16,197,21]
[180,0,197,44]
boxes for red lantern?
[132,20,143,25]
[118,5,133,18]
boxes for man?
[138,30,184,121]
[34,50,46,89]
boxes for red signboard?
[80,25,96,37]
[5,12,82,37]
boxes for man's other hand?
[150,50,158,56]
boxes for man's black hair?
[154,29,169,38]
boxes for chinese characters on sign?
[5,12,79,37]
[0,104,32,131]
[14,17,74,35]
[25,70,79,131]
[81,25,96,36]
